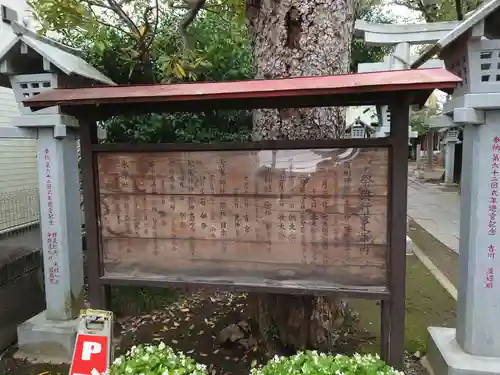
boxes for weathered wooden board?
[98,148,388,196]
[97,147,389,288]
[100,194,387,244]
[103,239,386,286]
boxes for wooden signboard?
[97,147,389,290]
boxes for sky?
[381,0,424,22]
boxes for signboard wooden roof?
[23,68,460,119]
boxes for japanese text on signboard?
[97,148,390,289]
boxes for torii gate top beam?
[355,19,460,46]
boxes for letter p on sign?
[69,334,108,375]
[82,341,102,360]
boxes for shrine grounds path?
[406,173,461,290]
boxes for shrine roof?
[0,21,114,86]
[23,68,460,120]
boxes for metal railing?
[0,187,40,236]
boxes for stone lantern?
[443,127,460,185]
[350,122,368,138]
[0,6,115,361]
[411,0,500,373]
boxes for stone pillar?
[389,42,410,70]
[444,140,456,185]
[416,143,424,179]
[425,107,500,374]
[426,130,434,170]
[15,115,84,362]
[455,110,500,357]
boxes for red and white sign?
[70,334,109,375]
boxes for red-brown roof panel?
[23,68,460,119]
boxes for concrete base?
[416,169,425,179]
[16,310,78,363]
[425,327,500,375]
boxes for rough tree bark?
[245,0,354,352]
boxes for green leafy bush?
[251,351,404,375]
[107,342,208,375]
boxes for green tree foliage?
[29,0,393,143]
[410,105,440,135]
[28,1,254,143]
[392,0,482,22]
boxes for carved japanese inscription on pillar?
[97,147,389,289]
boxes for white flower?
[196,363,207,371]
[112,357,123,366]
[162,371,169,375]
[159,342,166,350]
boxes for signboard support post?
[387,101,411,368]
[80,119,110,310]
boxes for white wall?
[346,106,378,128]
[0,0,32,28]
[0,1,39,232]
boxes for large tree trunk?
[245,0,354,352]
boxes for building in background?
[0,0,39,234]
